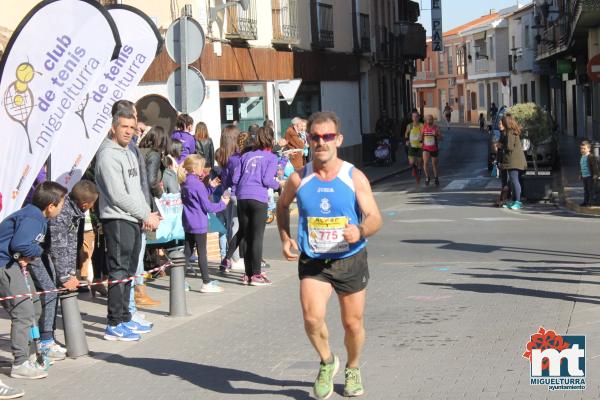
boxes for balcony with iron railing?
[272,0,299,45]
[570,0,600,34]
[311,2,334,48]
[396,21,426,59]
[357,13,371,53]
[374,25,392,63]
[475,58,489,73]
[226,0,258,41]
[535,17,570,60]
[414,71,436,81]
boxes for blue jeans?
[267,188,275,211]
[508,169,524,202]
[128,232,146,315]
[217,212,227,259]
[225,197,240,261]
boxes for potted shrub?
[508,103,553,201]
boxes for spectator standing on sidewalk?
[490,102,499,120]
[500,113,527,211]
[172,114,196,164]
[162,142,182,194]
[29,180,98,361]
[112,101,160,325]
[285,117,307,170]
[137,125,172,309]
[179,155,229,293]
[195,122,215,172]
[579,141,599,207]
[95,107,160,341]
[217,126,242,272]
[0,181,66,384]
[233,127,281,286]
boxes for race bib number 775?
[307,216,349,254]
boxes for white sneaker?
[132,312,153,328]
[0,381,24,399]
[48,342,67,354]
[199,281,224,293]
[230,258,245,271]
[10,361,48,380]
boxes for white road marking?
[394,219,455,223]
[467,217,526,222]
[443,179,470,191]
[381,205,446,212]
[485,180,502,189]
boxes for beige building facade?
[2,0,425,165]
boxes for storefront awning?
[472,31,486,41]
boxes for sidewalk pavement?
[362,147,410,184]
[557,134,600,216]
[0,260,302,393]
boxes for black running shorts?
[298,248,369,294]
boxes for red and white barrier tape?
[2,261,174,302]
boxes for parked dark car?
[487,106,558,170]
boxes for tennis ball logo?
[13,63,35,106]
[16,63,34,84]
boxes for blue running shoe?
[104,324,141,341]
[502,201,514,209]
[509,200,522,210]
[122,320,152,334]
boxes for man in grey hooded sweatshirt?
[95,108,160,341]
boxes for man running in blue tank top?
[276,111,382,399]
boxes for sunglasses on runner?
[308,133,337,143]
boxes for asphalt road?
[11,127,600,400]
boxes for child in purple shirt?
[171,114,196,165]
[179,154,230,293]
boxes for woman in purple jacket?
[178,154,230,293]
[216,125,241,273]
[233,127,281,286]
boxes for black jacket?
[196,138,215,170]
[47,195,84,283]
[140,147,164,199]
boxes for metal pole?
[168,249,189,317]
[60,292,89,358]
[274,82,281,140]
[180,16,189,113]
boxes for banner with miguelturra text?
[0,0,120,219]
[50,5,162,189]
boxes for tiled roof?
[444,13,500,37]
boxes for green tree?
[508,103,550,174]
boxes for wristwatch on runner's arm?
[358,225,366,240]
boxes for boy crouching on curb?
[29,180,98,361]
